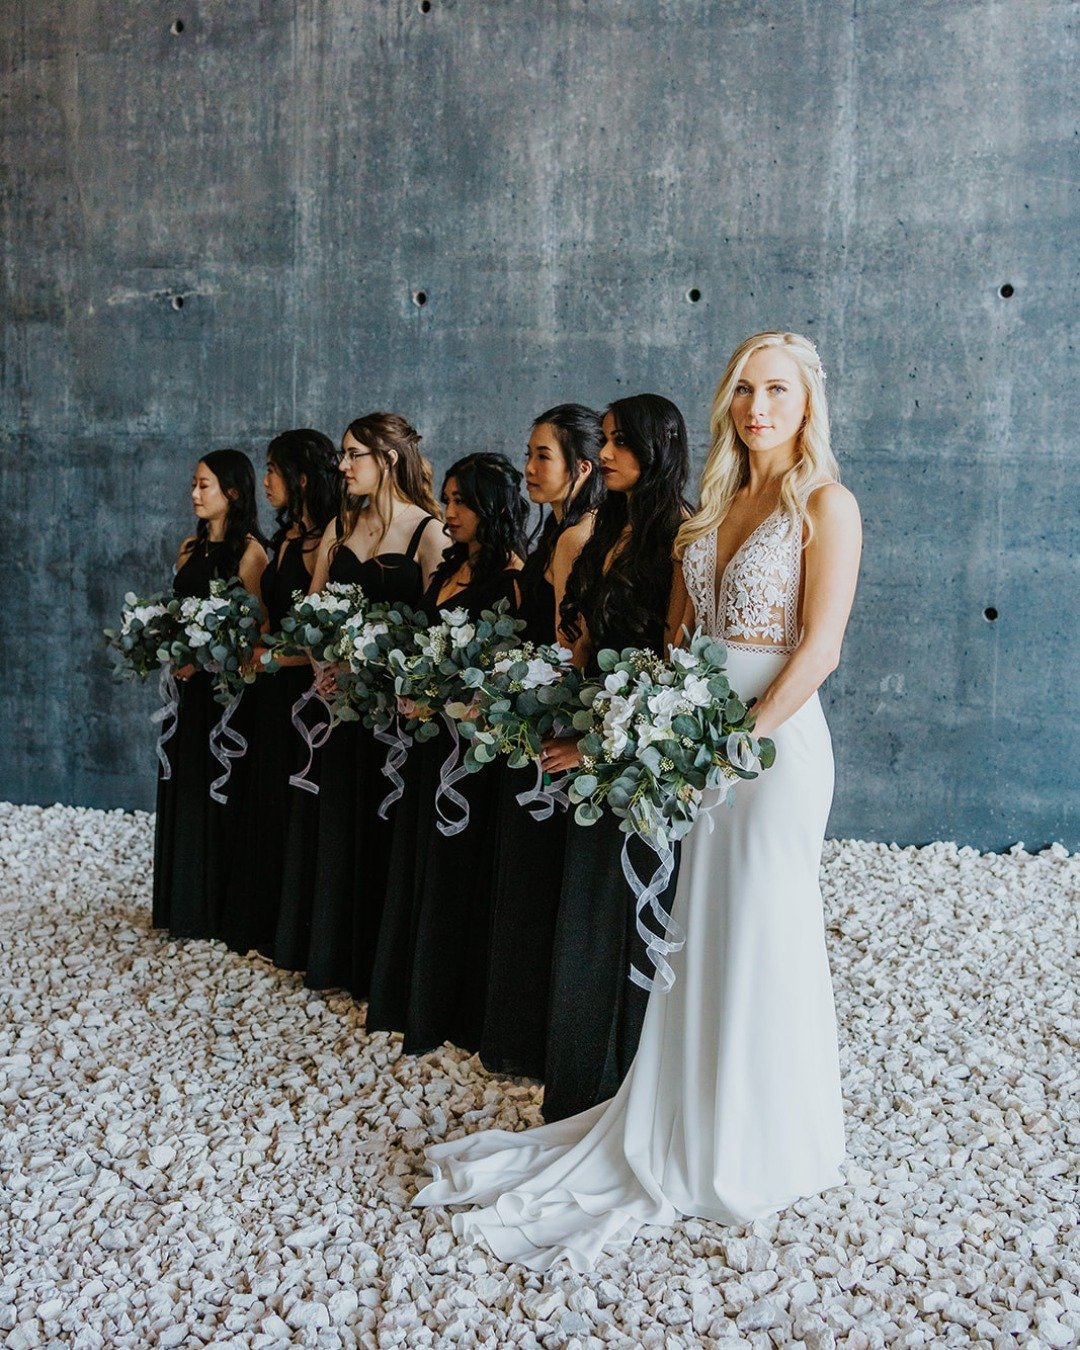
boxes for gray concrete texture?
[1,1,1076,849]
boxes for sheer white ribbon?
[288,682,335,795]
[375,715,413,819]
[515,760,571,821]
[150,662,180,779]
[623,832,685,993]
[208,688,248,804]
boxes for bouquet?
[261,582,366,669]
[565,633,776,992]
[158,579,264,803]
[567,633,774,846]
[454,641,581,772]
[163,579,264,705]
[104,592,180,682]
[331,601,425,733]
[355,601,526,833]
[384,601,526,740]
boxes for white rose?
[188,630,212,648]
[360,621,388,646]
[133,604,165,626]
[604,670,629,694]
[450,623,476,647]
[521,659,559,689]
[441,607,469,627]
[647,687,683,720]
[669,647,697,669]
[682,674,712,707]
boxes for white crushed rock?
[0,800,1077,1349]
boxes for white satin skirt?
[413,649,845,1271]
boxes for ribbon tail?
[287,684,335,795]
[514,761,571,821]
[208,687,248,805]
[621,833,684,994]
[150,663,180,780]
[375,716,413,820]
[434,712,472,838]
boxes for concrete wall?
[2,0,1076,850]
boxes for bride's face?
[730,349,807,460]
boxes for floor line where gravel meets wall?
[0,801,1077,1349]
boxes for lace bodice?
[682,508,802,652]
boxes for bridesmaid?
[480,405,605,1079]
[275,414,445,992]
[539,394,691,1121]
[220,429,341,957]
[368,453,528,1055]
[153,450,268,939]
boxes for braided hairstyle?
[560,394,690,652]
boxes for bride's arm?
[664,562,694,653]
[748,484,862,739]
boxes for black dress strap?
[405,514,438,561]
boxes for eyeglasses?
[339,448,375,464]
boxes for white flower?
[604,670,629,694]
[450,623,476,647]
[601,694,635,758]
[133,603,165,626]
[521,659,559,689]
[188,630,212,648]
[440,607,469,628]
[359,620,388,646]
[636,719,672,750]
[647,687,683,720]
[682,674,712,707]
[669,646,697,669]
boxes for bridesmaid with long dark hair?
[368,453,528,1055]
[480,405,605,1079]
[220,429,341,957]
[539,394,691,1121]
[274,413,445,993]
[153,450,268,939]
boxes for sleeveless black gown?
[275,517,437,994]
[480,556,568,1079]
[367,566,521,1055]
[153,542,254,939]
[541,574,682,1122]
[220,535,314,956]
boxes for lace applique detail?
[681,509,802,652]
[681,534,716,641]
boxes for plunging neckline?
[709,507,782,628]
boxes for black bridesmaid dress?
[153,542,254,939]
[367,566,521,1055]
[276,517,438,994]
[479,554,568,1079]
[541,589,681,1122]
[220,535,313,956]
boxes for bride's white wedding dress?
[413,506,846,1271]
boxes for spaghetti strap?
[405,515,438,561]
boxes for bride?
[413,331,863,1271]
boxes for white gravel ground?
[0,801,1077,1350]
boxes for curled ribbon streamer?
[375,716,413,819]
[622,833,685,993]
[150,662,180,779]
[208,687,248,805]
[288,683,335,795]
[515,760,571,821]
[725,731,762,776]
[434,712,472,838]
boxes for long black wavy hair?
[184,448,265,579]
[267,428,341,555]
[560,394,690,653]
[434,452,529,589]
[525,403,606,578]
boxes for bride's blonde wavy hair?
[675,331,840,558]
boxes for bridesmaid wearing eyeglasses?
[273,414,445,994]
